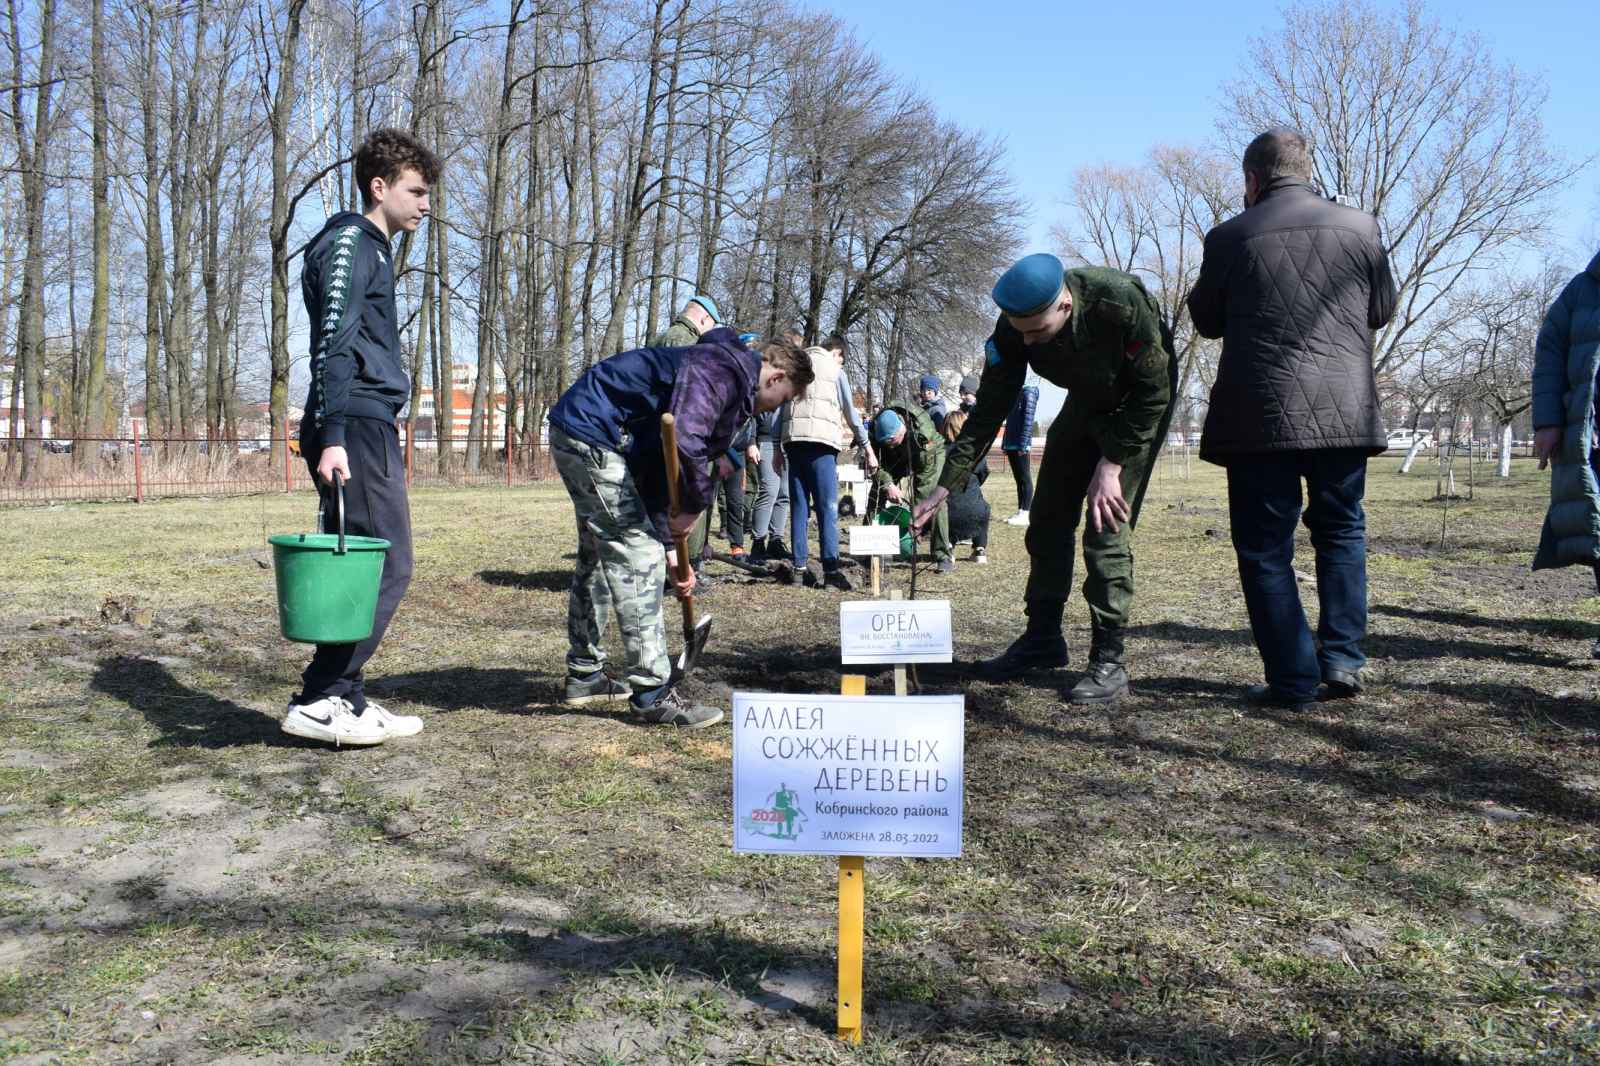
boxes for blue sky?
[818,0,1598,257]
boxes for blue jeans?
[1226,450,1368,701]
[787,441,839,569]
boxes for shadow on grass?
[89,655,305,749]
[964,677,1600,825]
[369,665,632,723]
[1129,619,1573,669]
[32,860,1485,1065]
[476,569,572,593]
[1387,679,1599,737]
[1373,603,1598,640]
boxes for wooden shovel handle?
[660,414,694,590]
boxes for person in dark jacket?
[1187,127,1397,709]
[1002,375,1040,525]
[1531,248,1600,659]
[958,374,980,415]
[918,373,949,434]
[282,128,440,750]
[942,410,989,564]
[548,335,813,728]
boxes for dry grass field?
[1,454,1596,1064]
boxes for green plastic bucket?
[874,505,915,559]
[269,475,389,644]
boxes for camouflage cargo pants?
[551,426,672,690]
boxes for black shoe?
[1322,668,1362,700]
[978,631,1069,680]
[1244,683,1316,711]
[1069,662,1129,704]
[822,566,854,592]
[802,563,823,589]
[749,538,769,564]
[768,538,791,561]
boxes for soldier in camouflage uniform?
[871,403,954,570]
[914,253,1176,704]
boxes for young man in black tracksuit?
[281,129,441,748]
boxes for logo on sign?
[742,782,808,840]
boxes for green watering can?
[874,505,915,559]
[269,472,389,644]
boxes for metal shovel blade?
[673,613,714,683]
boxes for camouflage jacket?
[942,267,1173,491]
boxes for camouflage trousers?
[551,426,671,690]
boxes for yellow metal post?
[838,673,867,1043]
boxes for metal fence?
[3,420,1195,507]
[0,430,560,505]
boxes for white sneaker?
[364,700,424,738]
[1006,510,1030,527]
[282,696,386,747]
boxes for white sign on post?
[839,600,953,664]
[732,692,963,858]
[836,463,865,484]
[848,524,900,557]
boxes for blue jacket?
[1002,384,1038,453]
[1533,251,1600,570]
[550,327,760,540]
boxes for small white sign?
[836,463,865,484]
[848,525,901,557]
[733,692,963,858]
[839,600,953,664]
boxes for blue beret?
[992,253,1065,316]
[918,373,941,392]
[737,332,758,345]
[689,294,720,324]
[871,409,904,444]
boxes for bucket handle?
[332,471,347,555]
[318,471,348,554]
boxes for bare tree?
[1222,0,1583,380]
[1053,145,1233,437]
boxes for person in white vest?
[775,333,875,589]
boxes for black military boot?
[1069,626,1129,704]
[977,598,1068,680]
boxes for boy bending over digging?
[547,333,814,728]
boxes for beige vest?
[783,348,844,449]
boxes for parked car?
[1385,429,1430,451]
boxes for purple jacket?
[550,326,760,542]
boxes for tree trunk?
[1399,436,1428,474]
[79,0,111,464]
[8,0,58,481]
[433,141,454,471]
[466,0,527,472]
[267,0,309,472]
[642,10,687,342]
[576,0,604,368]
[598,0,678,357]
